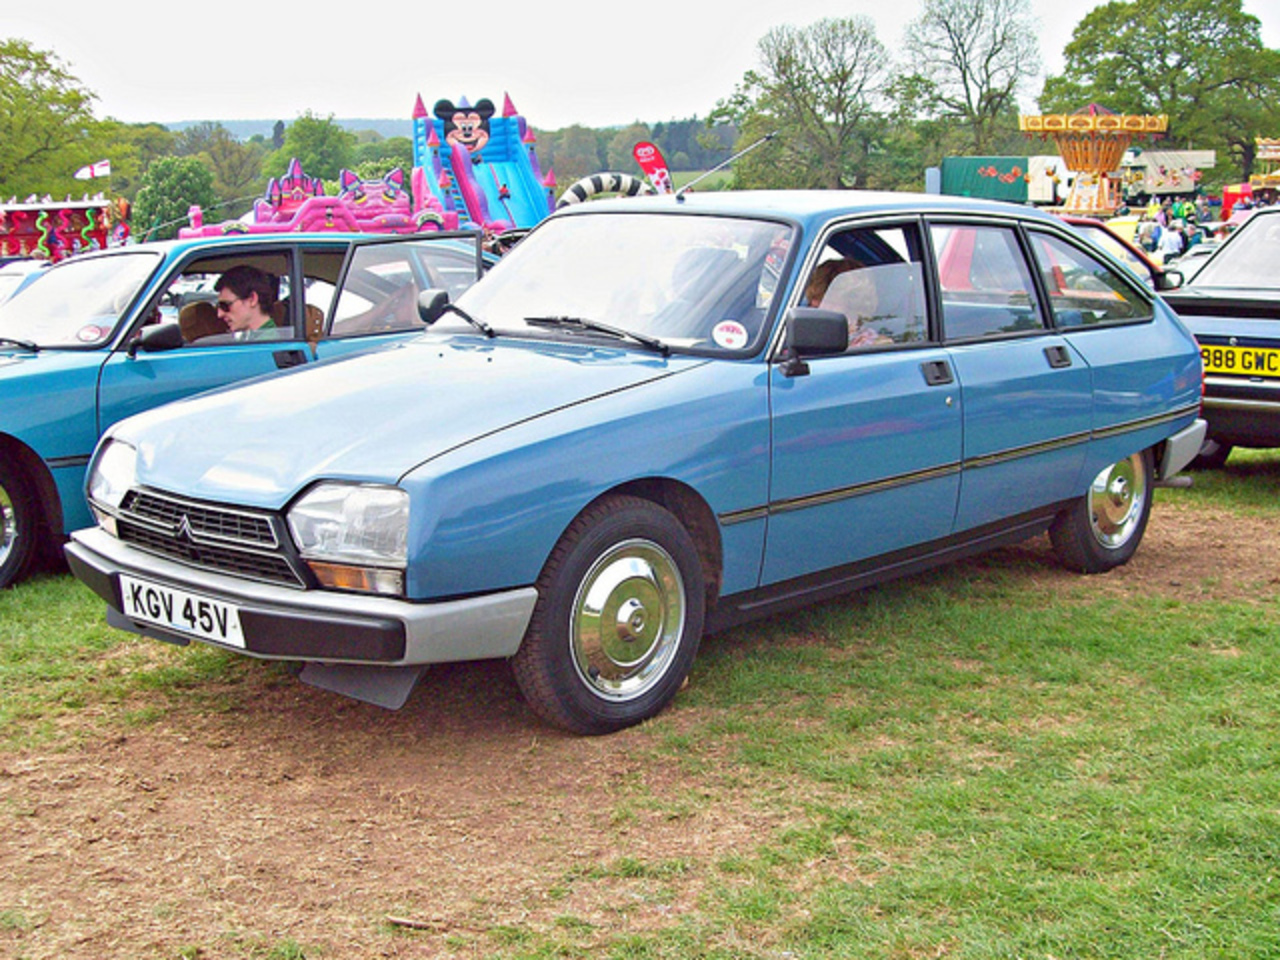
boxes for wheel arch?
[575,477,723,607]
[0,433,62,539]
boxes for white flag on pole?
[74,160,112,180]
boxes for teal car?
[0,231,487,588]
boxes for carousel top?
[1021,104,1167,137]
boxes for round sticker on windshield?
[712,320,748,349]
[77,325,107,343]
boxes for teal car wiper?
[525,316,670,356]
[0,337,39,352]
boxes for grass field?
[1,451,1277,959]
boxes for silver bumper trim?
[1157,418,1207,479]
[68,526,538,666]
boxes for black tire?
[512,495,705,735]
[1050,449,1153,574]
[0,459,42,589]
[1188,436,1232,470]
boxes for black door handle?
[274,349,308,369]
[1044,345,1073,369]
[921,359,954,386]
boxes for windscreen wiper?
[440,302,495,338]
[525,316,670,356]
[0,337,39,352]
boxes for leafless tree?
[903,0,1041,153]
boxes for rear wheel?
[0,460,41,589]
[512,495,705,735]
[1050,449,1153,574]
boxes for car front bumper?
[66,526,539,668]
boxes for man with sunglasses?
[214,264,282,340]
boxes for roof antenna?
[675,132,778,201]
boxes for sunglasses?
[215,296,241,312]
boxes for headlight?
[287,483,409,595]
[87,440,137,514]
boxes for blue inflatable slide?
[412,94,556,233]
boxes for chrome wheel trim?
[1088,453,1148,549]
[0,479,16,570]
[569,538,687,703]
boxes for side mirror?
[417,288,449,325]
[1156,269,1184,292]
[127,321,185,357]
[778,308,849,377]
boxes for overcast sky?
[5,0,1278,131]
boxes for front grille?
[124,490,277,546]
[116,489,304,587]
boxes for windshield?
[0,251,161,347]
[1191,213,1280,290]
[455,212,793,354]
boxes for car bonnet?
[111,336,707,508]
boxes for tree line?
[717,0,1279,193]
[2,0,1278,238]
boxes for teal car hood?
[113,336,705,507]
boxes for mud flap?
[298,662,428,710]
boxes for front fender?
[400,362,771,600]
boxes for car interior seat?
[178,301,225,343]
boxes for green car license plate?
[1200,344,1280,378]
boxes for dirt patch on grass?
[982,499,1280,604]
[2,495,1277,959]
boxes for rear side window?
[930,223,1046,339]
[1028,232,1153,328]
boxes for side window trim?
[790,216,937,357]
[1023,226,1156,332]
[296,243,348,343]
[924,216,1050,343]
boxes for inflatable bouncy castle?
[182,92,556,240]
[0,195,126,261]
[180,158,453,238]
[412,93,556,233]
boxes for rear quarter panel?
[1063,301,1203,477]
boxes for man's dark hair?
[215,264,277,310]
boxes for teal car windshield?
[0,251,161,347]
[456,213,793,354]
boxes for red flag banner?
[633,142,673,194]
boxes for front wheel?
[0,460,41,590]
[1050,449,1153,574]
[512,495,706,735]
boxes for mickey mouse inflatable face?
[434,98,495,155]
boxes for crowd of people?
[1131,192,1275,260]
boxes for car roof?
[73,229,483,260]
[551,189,1065,232]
